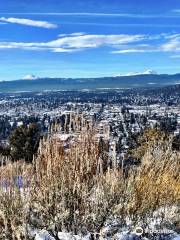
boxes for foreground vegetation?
[0,125,179,239]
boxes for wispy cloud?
[171,9,180,13]
[1,33,180,55]
[52,48,80,53]
[0,17,57,29]
[111,34,180,54]
[170,54,180,58]
[111,47,160,54]
[161,34,180,52]
[112,49,147,54]
[0,33,145,52]
[58,32,86,37]
[57,21,180,28]
[1,12,179,18]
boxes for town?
[0,87,179,164]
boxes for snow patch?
[116,69,157,77]
[23,74,39,80]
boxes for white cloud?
[0,33,145,52]
[111,44,159,54]
[164,34,180,39]
[161,35,180,52]
[0,12,146,17]
[0,32,180,55]
[171,9,180,13]
[3,12,179,18]
[52,48,79,53]
[161,41,180,51]
[0,17,57,29]
[112,34,180,54]
[111,49,147,54]
[46,34,145,49]
[170,54,180,58]
[58,32,86,37]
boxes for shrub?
[0,126,179,239]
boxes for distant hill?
[147,82,180,95]
[0,73,180,92]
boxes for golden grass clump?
[126,140,180,218]
[28,130,126,237]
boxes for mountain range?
[0,73,180,93]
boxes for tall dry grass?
[0,160,32,239]
[28,130,125,238]
[125,140,180,219]
[0,125,179,239]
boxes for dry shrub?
[0,126,179,239]
[28,131,126,238]
[0,160,32,239]
[126,140,180,218]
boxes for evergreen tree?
[9,123,40,162]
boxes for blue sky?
[1,0,180,80]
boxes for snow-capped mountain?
[116,69,157,77]
[23,74,39,80]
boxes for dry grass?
[0,126,179,239]
[28,130,125,237]
[126,140,180,219]
[0,160,32,239]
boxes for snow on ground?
[35,230,90,240]
[35,230,53,240]
[35,230,180,240]
[34,205,180,240]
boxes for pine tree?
[9,123,40,162]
